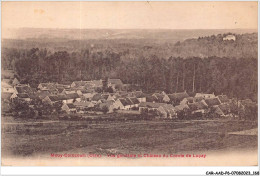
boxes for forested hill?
[171,33,258,59]
[1,32,258,101]
[2,32,258,59]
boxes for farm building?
[195,93,215,99]
[11,93,31,102]
[2,81,15,93]
[217,95,229,103]
[168,92,189,105]
[204,97,221,107]
[108,78,123,90]
[114,98,133,110]
[223,35,236,41]
[62,104,76,114]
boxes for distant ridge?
[3,28,257,41]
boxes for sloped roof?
[194,97,204,102]
[17,93,30,99]
[161,104,176,115]
[28,93,39,99]
[185,97,194,103]
[197,101,208,109]
[133,91,144,98]
[2,81,12,88]
[37,91,50,99]
[66,93,80,99]
[153,93,164,102]
[39,83,56,90]
[118,98,132,106]
[92,80,103,87]
[15,86,33,94]
[101,94,109,100]
[188,101,208,111]
[125,98,134,105]
[218,95,229,103]
[72,81,87,87]
[205,98,221,107]
[128,97,140,104]
[145,95,158,102]
[74,101,93,107]
[57,94,68,100]
[48,95,60,102]
[174,104,189,111]
[139,102,166,108]
[67,104,76,109]
[99,100,114,109]
[195,93,215,97]
[168,92,189,102]
[92,93,102,101]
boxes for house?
[71,81,87,88]
[139,102,167,115]
[158,104,177,119]
[61,89,77,95]
[223,34,236,41]
[11,93,31,102]
[37,90,51,100]
[129,91,146,102]
[65,93,81,103]
[152,93,170,103]
[62,104,76,114]
[38,83,56,90]
[56,83,70,89]
[2,81,15,93]
[99,100,115,113]
[28,93,40,101]
[108,78,123,90]
[14,85,33,94]
[42,95,61,105]
[127,97,140,108]
[188,100,208,114]
[195,93,215,99]
[238,99,255,111]
[217,95,229,103]
[145,95,158,103]
[174,104,190,112]
[74,101,95,113]
[76,90,83,96]
[91,80,103,88]
[92,93,103,103]
[204,97,221,107]
[114,98,133,110]
[12,78,20,86]
[180,97,194,105]
[168,92,189,105]
[82,91,96,101]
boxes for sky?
[1,1,258,31]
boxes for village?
[1,71,257,120]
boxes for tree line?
[2,46,257,101]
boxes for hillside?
[171,33,258,58]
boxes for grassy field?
[1,115,258,158]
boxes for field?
[1,115,258,159]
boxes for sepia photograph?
[1,1,258,167]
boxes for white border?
[0,0,259,175]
